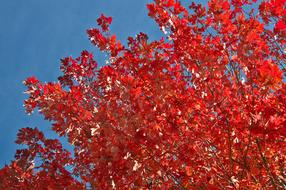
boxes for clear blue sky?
[0,0,206,167]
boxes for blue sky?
[0,0,209,167]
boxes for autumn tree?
[1,0,286,189]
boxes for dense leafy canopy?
[1,0,286,189]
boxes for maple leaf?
[276,20,286,30]
[1,0,286,189]
[97,14,112,32]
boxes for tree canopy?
[1,0,286,189]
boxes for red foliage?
[1,0,286,189]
